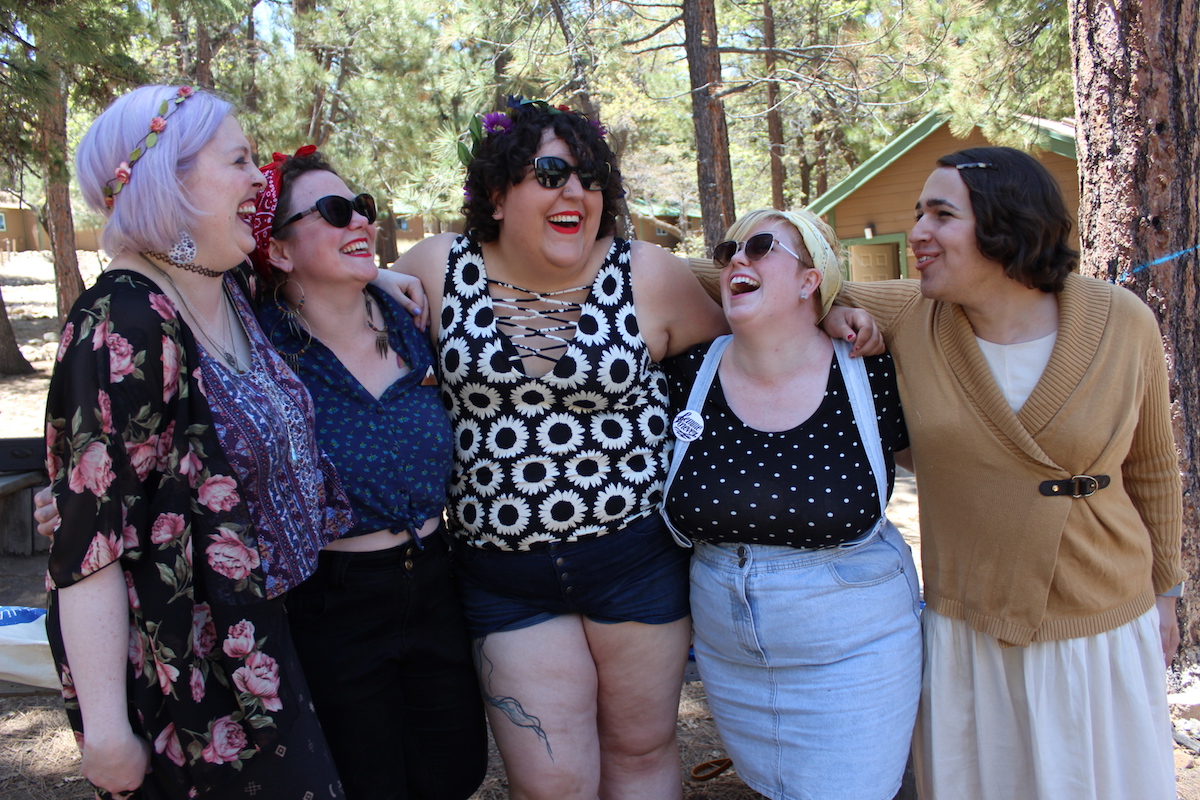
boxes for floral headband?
[102,86,195,208]
[457,95,607,168]
[250,144,318,278]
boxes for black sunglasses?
[275,193,377,232]
[712,232,802,267]
[524,156,610,192]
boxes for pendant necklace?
[139,253,247,374]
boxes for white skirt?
[915,607,1175,800]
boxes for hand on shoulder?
[628,240,727,361]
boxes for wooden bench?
[0,438,48,556]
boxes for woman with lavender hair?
[43,85,351,799]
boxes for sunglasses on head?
[524,156,610,192]
[713,232,802,267]
[274,193,377,232]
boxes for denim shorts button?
[404,557,414,570]
[556,557,565,566]
[560,572,570,581]
[565,585,574,594]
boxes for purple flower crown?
[457,95,607,169]
[102,86,195,208]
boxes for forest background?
[1,0,1198,660]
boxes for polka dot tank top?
[438,234,671,551]
[664,342,908,548]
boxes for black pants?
[286,530,487,800]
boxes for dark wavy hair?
[272,150,340,238]
[936,146,1078,293]
[462,104,622,243]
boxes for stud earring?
[800,291,810,300]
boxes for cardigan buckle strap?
[1039,474,1111,498]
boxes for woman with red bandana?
[247,146,487,800]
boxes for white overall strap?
[659,335,733,548]
[833,339,888,520]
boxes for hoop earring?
[269,276,312,372]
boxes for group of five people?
[39,84,1182,800]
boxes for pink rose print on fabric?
[106,331,137,382]
[125,571,140,611]
[79,532,120,576]
[56,322,73,362]
[155,654,180,695]
[68,441,114,497]
[150,512,186,545]
[207,529,259,582]
[162,335,180,402]
[97,390,113,434]
[154,722,186,767]
[198,475,239,512]
[121,517,139,551]
[126,437,158,482]
[129,625,145,678]
[190,665,206,703]
[156,421,175,468]
[178,447,202,487]
[58,665,76,700]
[233,651,282,712]
[201,715,248,765]
[149,293,176,321]
[91,318,110,351]
[192,602,215,658]
[45,424,61,482]
[222,620,256,659]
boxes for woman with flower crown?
[43,85,353,799]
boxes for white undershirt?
[975,331,1058,412]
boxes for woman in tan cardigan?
[839,146,1184,800]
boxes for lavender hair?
[75,85,234,256]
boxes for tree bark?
[37,60,84,326]
[763,0,787,210]
[1069,0,1200,660]
[0,284,34,375]
[682,0,736,252]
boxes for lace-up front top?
[438,234,671,551]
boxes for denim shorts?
[690,518,922,800]
[452,512,691,638]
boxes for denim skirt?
[690,519,922,800]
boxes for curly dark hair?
[936,146,1078,293]
[462,103,622,243]
[272,149,340,238]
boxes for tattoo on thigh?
[474,638,554,760]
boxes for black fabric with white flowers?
[438,234,671,551]
[663,342,908,548]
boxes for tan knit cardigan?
[840,274,1185,646]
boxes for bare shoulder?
[628,239,727,360]
[392,232,458,282]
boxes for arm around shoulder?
[629,240,728,361]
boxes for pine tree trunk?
[1069,0,1200,660]
[37,60,84,326]
[763,0,786,210]
[0,284,34,376]
[682,0,736,253]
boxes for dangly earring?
[143,230,222,278]
[168,231,197,264]
[270,276,312,372]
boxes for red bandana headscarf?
[250,144,318,280]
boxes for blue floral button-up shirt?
[259,285,452,539]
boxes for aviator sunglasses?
[713,232,802,267]
[524,156,611,192]
[274,193,377,232]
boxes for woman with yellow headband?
[661,208,921,800]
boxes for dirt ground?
[3,251,1199,798]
